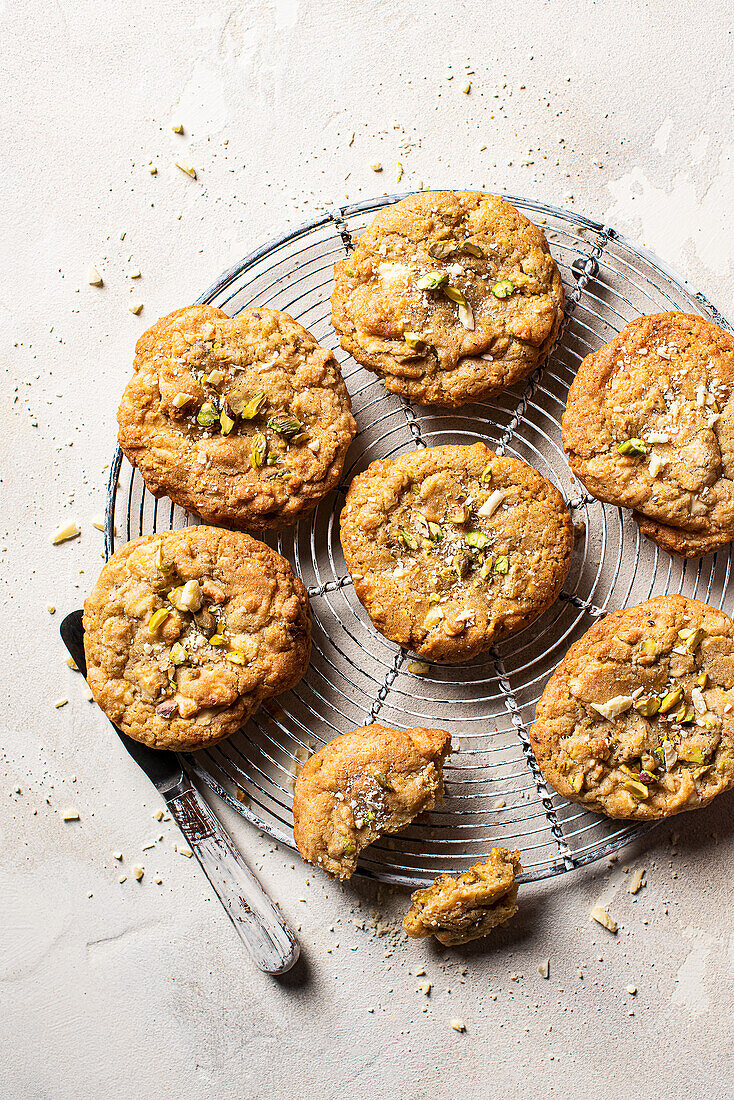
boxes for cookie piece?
[331,191,564,407]
[83,528,311,751]
[562,313,734,544]
[340,443,574,662]
[292,724,451,879]
[403,848,521,945]
[118,305,356,529]
[633,512,733,559]
[529,595,734,820]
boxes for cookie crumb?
[133,865,144,881]
[538,958,550,979]
[370,161,383,172]
[55,698,69,709]
[590,905,618,933]
[52,521,80,545]
[629,868,646,894]
[418,981,432,995]
[129,303,144,315]
[175,161,197,179]
[450,1018,466,1033]
[172,123,184,134]
[62,808,79,821]
[626,984,637,995]
[87,265,103,287]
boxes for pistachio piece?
[480,464,493,484]
[443,285,468,306]
[228,390,265,418]
[219,401,235,436]
[192,608,216,637]
[172,392,194,409]
[408,661,430,675]
[427,240,456,261]
[696,671,709,688]
[678,746,707,764]
[460,240,484,258]
[480,556,495,580]
[374,771,394,791]
[268,416,303,440]
[494,555,509,574]
[168,579,203,613]
[415,271,449,290]
[590,905,618,932]
[658,687,683,713]
[465,530,491,550]
[641,638,658,655]
[209,632,226,646]
[398,530,419,550]
[569,772,584,793]
[204,368,225,386]
[225,650,249,665]
[678,627,704,651]
[250,433,268,468]
[617,438,647,457]
[170,642,188,665]
[404,331,428,351]
[155,544,173,574]
[492,280,515,298]
[449,504,470,524]
[623,778,649,799]
[428,521,443,541]
[197,401,219,428]
[634,696,660,717]
[148,607,170,634]
[342,840,356,856]
[156,699,178,719]
[414,513,430,538]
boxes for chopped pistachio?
[87,265,103,287]
[374,771,394,791]
[408,661,430,675]
[404,331,427,351]
[480,556,494,580]
[480,464,493,484]
[590,695,634,719]
[678,746,707,765]
[251,432,268,468]
[228,390,265,418]
[225,650,249,665]
[428,240,456,260]
[170,642,188,665]
[696,671,709,689]
[428,521,443,541]
[155,544,173,574]
[658,686,683,713]
[443,285,468,306]
[415,271,449,290]
[66,656,78,670]
[623,778,649,799]
[268,416,303,439]
[129,302,144,315]
[449,504,470,524]
[494,555,509,574]
[219,402,235,436]
[52,521,81,545]
[617,438,647,457]
[679,627,704,651]
[629,868,646,894]
[641,638,658,655]
[171,122,184,134]
[634,696,660,717]
[204,368,225,386]
[342,840,356,856]
[148,607,171,634]
[172,392,194,409]
[197,401,219,428]
[209,633,226,646]
[465,530,491,549]
[461,240,484,258]
[492,280,515,298]
[175,161,197,179]
[398,529,419,550]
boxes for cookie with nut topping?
[293,724,451,880]
[562,312,734,557]
[331,191,565,407]
[403,848,521,945]
[340,443,574,662]
[118,305,356,529]
[83,527,311,751]
[529,595,734,819]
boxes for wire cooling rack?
[105,193,733,886]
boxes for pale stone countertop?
[1,2,733,1097]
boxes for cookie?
[562,313,734,550]
[331,191,564,407]
[340,443,574,662]
[292,724,451,879]
[529,595,734,820]
[403,848,521,946]
[633,512,733,559]
[118,305,356,529]
[83,527,311,751]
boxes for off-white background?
[1,2,733,1097]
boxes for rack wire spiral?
[105,193,733,886]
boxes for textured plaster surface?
[1,2,733,1098]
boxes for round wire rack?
[106,192,733,886]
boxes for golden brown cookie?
[292,724,451,879]
[118,305,356,529]
[340,443,574,662]
[529,595,734,820]
[331,191,564,407]
[633,512,733,558]
[562,313,734,552]
[403,848,521,945]
[83,528,311,751]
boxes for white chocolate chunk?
[589,695,634,719]
[477,489,505,518]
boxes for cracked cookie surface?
[529,595,734,819]
[293,724,451,879]
[331,191,564,407]
[562,313,734,555]
[84,527,311,751]
[340,443,574,662]
[118,305,356,529]
[403,848,521,945]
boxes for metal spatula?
[60,610,300,974]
